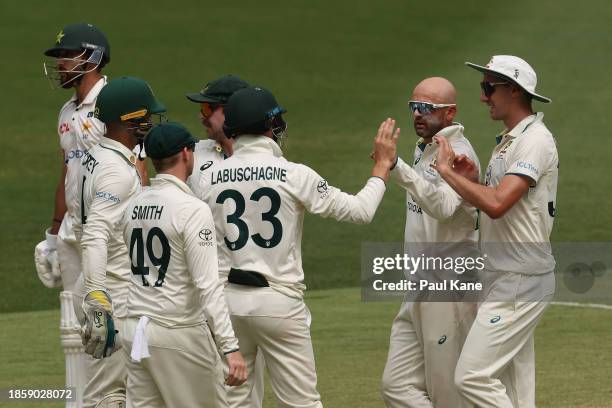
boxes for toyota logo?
[199,229,212,241]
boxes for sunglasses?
[480,81,509,97]
[408,101,456,115]
[200,102,219,119]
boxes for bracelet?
[223,348,240,355]
[52,218,63,224]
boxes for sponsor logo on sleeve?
[317,179,330,198]
[516,161,539,175]
[95,191,120,204]
[199,228,214,247]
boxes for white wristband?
[45,228,57,250]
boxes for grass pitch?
[1,288,611,407]
[1,0,611,312]
[0,1,611,406]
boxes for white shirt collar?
[233,135,283,158]
[151,173,193,195]
[99,136,138,166]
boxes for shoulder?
[518,122,556,152]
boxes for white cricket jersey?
[123,174,239,353]
[74,137,142,317]
[392,123,480,251]
[187,139,226,191]
[197,135,386,299]
[481,112,558,274]
[57,77,107,241]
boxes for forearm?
[323,177,386,224]
[198,282,240,353]
[437,166,503,218]
[51,165,68,234]
[392,158,461,220]
[371,161,394,182]
[80,221,110,292]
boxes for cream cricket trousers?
[224,285,322,408]
[122,318,227,408]
[56,223,88,408]
[454,271,555,408]
[382,301,476,408]
[222,347,265,408]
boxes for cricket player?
[435,55,558,407]
[196,85,398,408]
[121,122,246,408]
[186,74,248,190]
[381,77,480,408]
[36,23,128,408]
[74,76,166,408]
[187,75,268,408]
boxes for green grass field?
[1,0,611,406]
[1,288,611,407]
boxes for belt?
[228,268,269,287]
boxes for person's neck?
[503,106,534,131]
[106,132,137,151]
[74,72,103,104]
[161,168,188,183]
[220,137,234,156]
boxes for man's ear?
[446,106,457,122]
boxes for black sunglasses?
[480,81,510,97]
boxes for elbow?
[354,208,376,224]
[483,204,508,220]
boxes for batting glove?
[34,229,62,288]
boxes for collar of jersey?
[232,135,283,158]
[416,122,464,147]
[498,112,544,142]
[99,136,137,165]
[151,173,193,195]
[68,76,108,108]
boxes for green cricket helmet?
[95,77,166,125]
[44,23,110,63]
[223,86,287,139]
[43,23,110,88]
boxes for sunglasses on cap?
[480,81,510,98]
[408,101,456,115]
[200,102,220,119]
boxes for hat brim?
[150,100,166,115]
[185,93,224,104]
[465,62,551,103]
[43,44,82,57]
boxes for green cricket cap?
[95,77,166,124]
[186,74,249,104]
[145,122,198,159]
